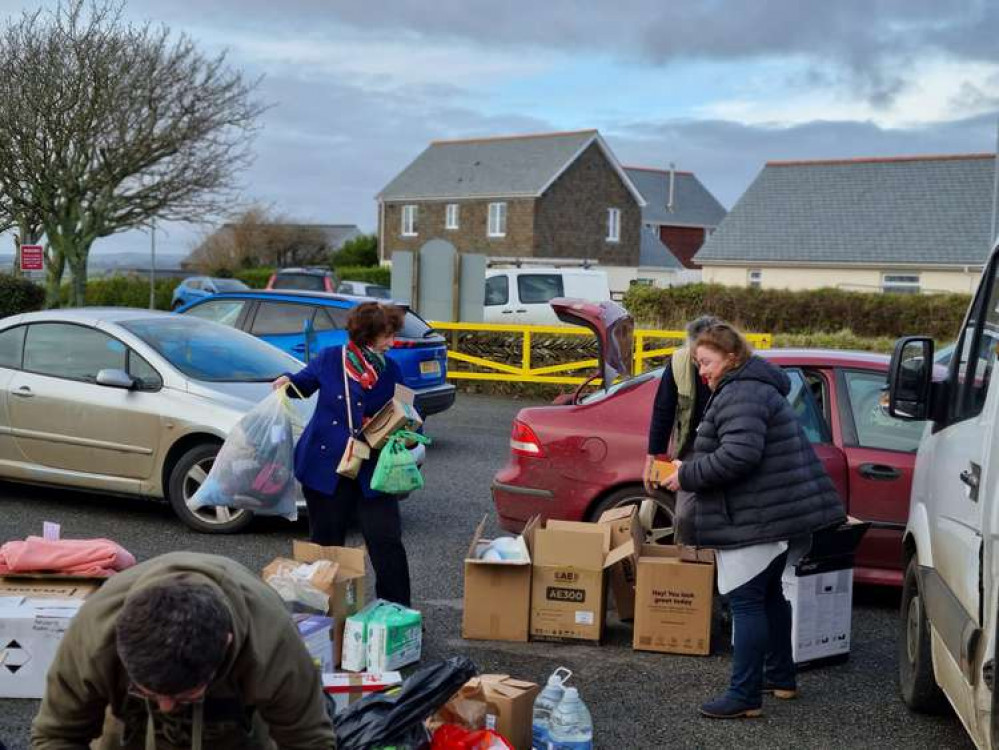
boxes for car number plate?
[420,360,441,376]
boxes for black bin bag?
[333,656,478,750]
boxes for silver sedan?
[0,308,314,533]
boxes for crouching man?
[31,552,334,749]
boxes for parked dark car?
[266,267,339,293]
[176,290,456,417]
[492,299,926,586]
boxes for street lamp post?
[149,219,156,310]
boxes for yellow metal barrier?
[429,321,772,385]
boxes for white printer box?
[782,566,853,665]
[0,595,87,698]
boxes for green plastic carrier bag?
[370,430,432,495]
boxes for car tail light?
[510,420,545,458]
[392,339,416,348]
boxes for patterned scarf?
[345,340,386,390]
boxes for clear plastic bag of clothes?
[191,388,303,521]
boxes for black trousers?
[302,479,412,607]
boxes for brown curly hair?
[347,302,405,346]
[693,322,753,370]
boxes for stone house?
[375,130,648,283]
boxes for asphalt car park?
[0,394,972,749]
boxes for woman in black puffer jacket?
[663,322,844,719]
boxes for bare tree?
[186,206,331,273]
[0,0,265,306]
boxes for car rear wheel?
[588,485,676,544]
[899,556,947,713]
[167,443,253,534]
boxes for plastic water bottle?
[548,687,593,750]
[532,667,572,750]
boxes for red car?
[492,300,926,586]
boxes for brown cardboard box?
[480,674,540,750]
[279,541,368,667]
[362,384,423,449]
[463,516,535,642]
[597,506,645,621]
[633,544,715,655]
[530,520,635,642]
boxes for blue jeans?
[724,550,795,706]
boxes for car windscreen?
[214,278,249,292]
[121,317,300,382]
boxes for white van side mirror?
[887,337,933,420]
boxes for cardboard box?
[782,565,853,666]
[782,517,869,666]
[463,516,535,642]
[322,670,402,714]
[362,384,423,449]
[530,519,635,642]
[294,614,335,673]
[275,542,368,668]
[597,506,645,621]
[0,578,100,699]
[480,674,539,750]
[633,545,715,656]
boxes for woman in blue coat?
[273,302,411,606]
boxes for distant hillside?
[0,251,188,271]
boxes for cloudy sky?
[7,0,999,258]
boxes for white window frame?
[488,202,507,238]
[606,208,621,243]
[445,203,459,230]
[882,273,920,294]
[401,205,417,237]
[748,269,762,289]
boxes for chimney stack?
[667,162,676,213]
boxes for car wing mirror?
[96,368,135,389]
[887,336,933,420]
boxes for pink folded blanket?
[0,536,136,577]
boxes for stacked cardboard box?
[529,519,636,643]
[263,541,367,668]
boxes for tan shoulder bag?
[336,347,371,479]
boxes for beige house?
[695,154,996,295]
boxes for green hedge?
[0,274,45,318]
[66,277,176,310]
[624,284,969,341]
[234,268,273,289]
[335,265,390,287]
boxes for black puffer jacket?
[677,356,845,550]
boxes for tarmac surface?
[0,393,975,749]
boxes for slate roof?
[695,154,996,266]
[378,130,645,205]
[624,167,727,228]
[639,226,683,269]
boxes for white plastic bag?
[191,388,303,521]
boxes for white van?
[484,267,610,325]
[886,244,999,748]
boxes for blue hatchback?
[176,290,456,416]
[171,276,250,310]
